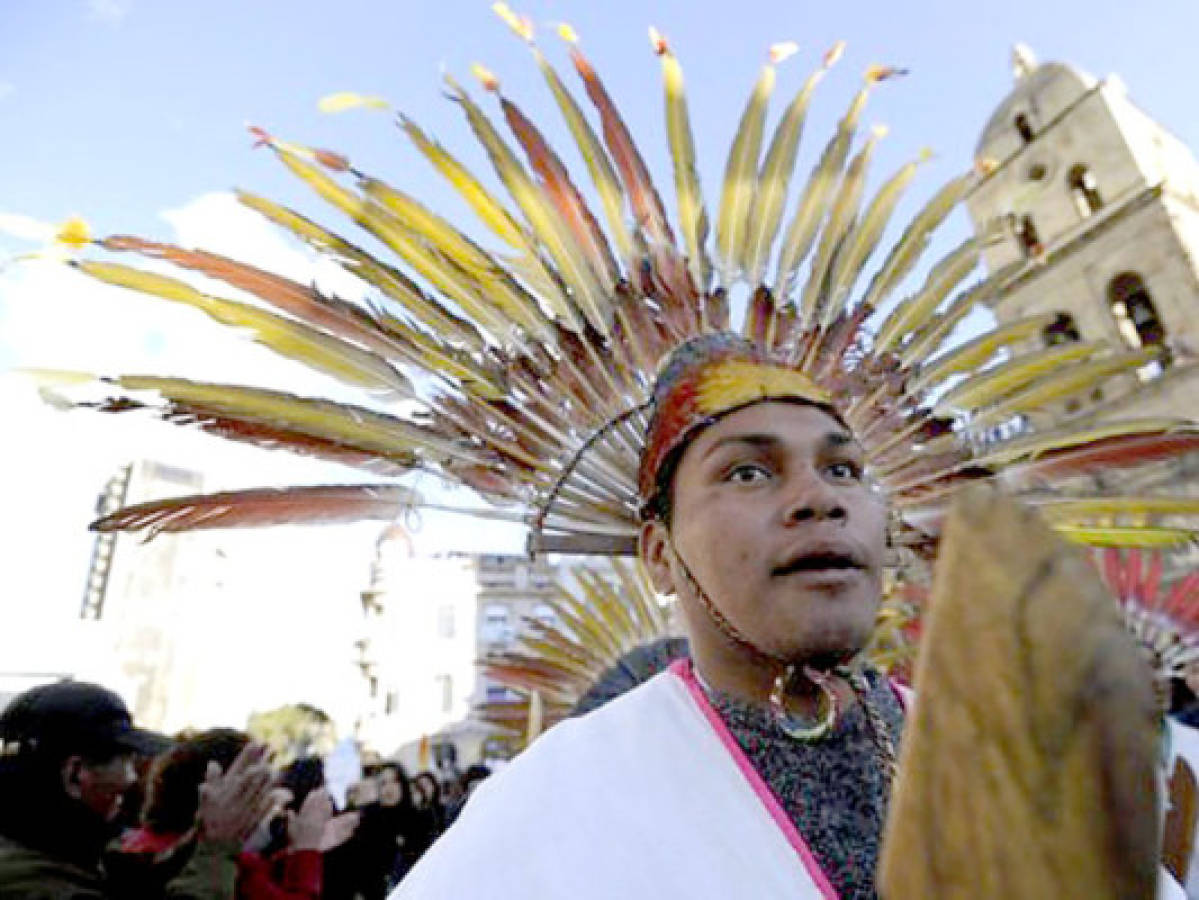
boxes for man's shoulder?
[392,671,689,897]
[0,835,106,899]
[496,667,682,779]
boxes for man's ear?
[60,755,86,801]
[639,519,676,596]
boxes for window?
[1043,312,1081,346]
[1108,272,1169,378]
[437,604,456,639]
[485,683,513,702]
[1068,164,1102,216]
[482,604,511,643]
[1014,112,1034,143]
[1015,214,1042,257]
[532,603,557,627]
[384,691,399,715]
[435,674,453,713]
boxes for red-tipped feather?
[1126,548,1144,601]
[1165,572,1199,622]
[92,484,422,536]
[100,236,408,357]
[568,45,673,246]
[1143,552,1164,610]
[498,95,620,286]
[568,43,695,316]
[1002,430,1199,489]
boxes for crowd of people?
[0,680,491,898]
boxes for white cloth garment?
[392,660,836,899]
[392,661,1185,899]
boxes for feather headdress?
[1097,548,1199,703]
[29,9,1199,708]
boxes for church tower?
[965,45,1199,421]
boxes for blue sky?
[5,0,1198,248]
[1,0,1198,610]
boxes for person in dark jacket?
[402,772,443,867]
[0,680,274,899]
[360,762,419,893]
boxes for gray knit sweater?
[705,670,905,900]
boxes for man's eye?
[827,461,863,481]
[726,463,771,484]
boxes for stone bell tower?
[965,44,1199,422]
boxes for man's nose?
[782,474,847,525]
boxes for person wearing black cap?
[0,680,275,898]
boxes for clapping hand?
[287,788,334,851]
[320,810,362,852]
[196,743,275,845]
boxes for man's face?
[73,752,137,821]
[642,402,887,665]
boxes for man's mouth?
[772,549,864,577]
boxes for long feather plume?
[92,484,424,536]
[716,44,791,285]
[652,27,711,297]
[744,42,843,286]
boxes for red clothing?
[120,827,321,899]
[236,849,322,900]
[120,827,188,855]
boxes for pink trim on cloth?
[888,679,912,712]
[669,658,840,900]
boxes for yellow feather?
[317,92,390,114]
[1053,524,1197,548]
[76,262,411,395]
[1037,496,1199,525]
[966,349,1162,428]
[933,341,1104,417]
[654,29,711,294]
[742,58,830,285]
[360,177,547,336]
[872,235,981,352]
[716,58,776,284]
[773,77,873,300]
[910,313,1057,394]
[235,191,477,348]
[55,215,92,248]
[112,375,483,464]
[533,43,635,271]
[798,124,885,327]
[446,74,609,332]
[858,169,975,313]
[399,116,529,250]
[975,418,1192,468]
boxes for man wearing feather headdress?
[394,333,905,898]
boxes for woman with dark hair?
[132,729,250,844]
[405,773,443,865]
[321,761,417,898]
[445,766,491,828]
[347,762,420,896]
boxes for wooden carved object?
[879,485,1160,899]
